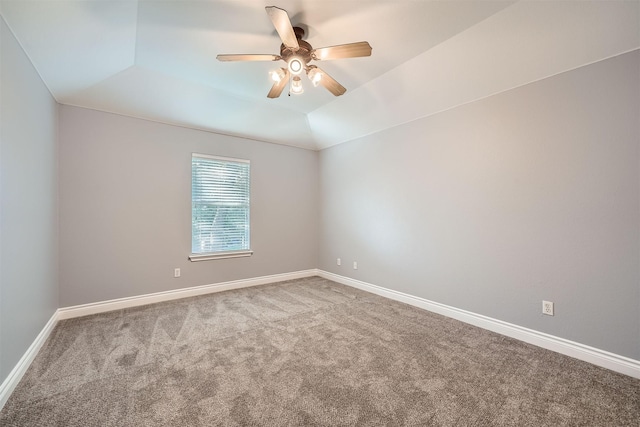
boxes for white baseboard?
[3,268,637,413]
[57,269,320,320]
[0,269,319,411]
[0,311,58,409]
[318,270,640,379]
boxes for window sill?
[189,250,253,262]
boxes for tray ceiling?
[1,1,638,150]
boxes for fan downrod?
[293,26,305,40]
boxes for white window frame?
[189,153,253,262]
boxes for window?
[190,154,252,261]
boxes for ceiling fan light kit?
[307,66,322,87]
[270,68,286,83]
[291,76,304,94]
[216,6,372,98]
[288,57,304,75]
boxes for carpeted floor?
[1,276,638,426]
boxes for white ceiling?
[1,0,638,150]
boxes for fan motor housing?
[280,27,313,65]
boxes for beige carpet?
[1,276,638,426]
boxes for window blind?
[192,154,250,255]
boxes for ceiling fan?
[216,6,372,98]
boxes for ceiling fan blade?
[217,54,280,62]
[267,69,290,98]
[315,67,346,96]
[265,6,299,50]
[312,42,372,61]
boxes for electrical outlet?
[542,300,554,316]
[353,261,358,270]
[337,258,341,266]
[174,268,181,278]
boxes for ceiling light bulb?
[270,68,285,82]
[308,68,322,87]
[291,76,304,94]
[288,57,304,75]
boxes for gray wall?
[0,18,59,382]
[2,22,638,389]
[59,106,319,307]
[319,51,640,360]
